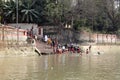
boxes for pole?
[16,0,18,24]
[16,0,19,44]
[2,25,4,41]
[2,25,4,47]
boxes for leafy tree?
[0,0,120,35]
[33,0,47,25]
[0,0,3,23]
[45,0,63,25]
[3,0,16,23]
[20,0,39,23]
[96,0,120,34]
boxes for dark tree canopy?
[0,0,120,34]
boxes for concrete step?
[35,40,53,55]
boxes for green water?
[0,46,120,80]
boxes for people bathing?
[85,45,92,54]
[60,43,83,54]
[42,37,89,55]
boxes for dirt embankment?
[0,47,38,57]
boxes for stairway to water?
[35,40,53,55]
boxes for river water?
[0,46,120,80]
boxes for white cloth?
[62,46,65,50]
[44,35,48,42]
[32,39,36,47]
[35,35,37,40]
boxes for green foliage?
[73,19,86,30]
[0,0,3,23]
[117,29,120,36]
[0,0,120,34]
[3,0,16,22]
[45,0,63,25]
[2,0,40,23]
[20,0,39,23]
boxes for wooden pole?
[2,25,4,41]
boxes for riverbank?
[0,44,119,57]
[81,45,120,55]
[0,46,38,57]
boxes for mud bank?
[0,47,39,57]
[0,45,119,57]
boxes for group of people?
[52,43,82,54]
[44,35,58,53]
[44,35,93,55]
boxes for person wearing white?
[44,35,48,42]
[62,46,65,53]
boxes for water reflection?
[0,46,120,80]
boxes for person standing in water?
[89,45,92,51]
[52,39,56,53]
[86,49,89,54]
[88,45,92,53]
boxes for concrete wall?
[0,25,27,41]
[93,34,117,43]
[8,23,43,37]
[77,31,119,44]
